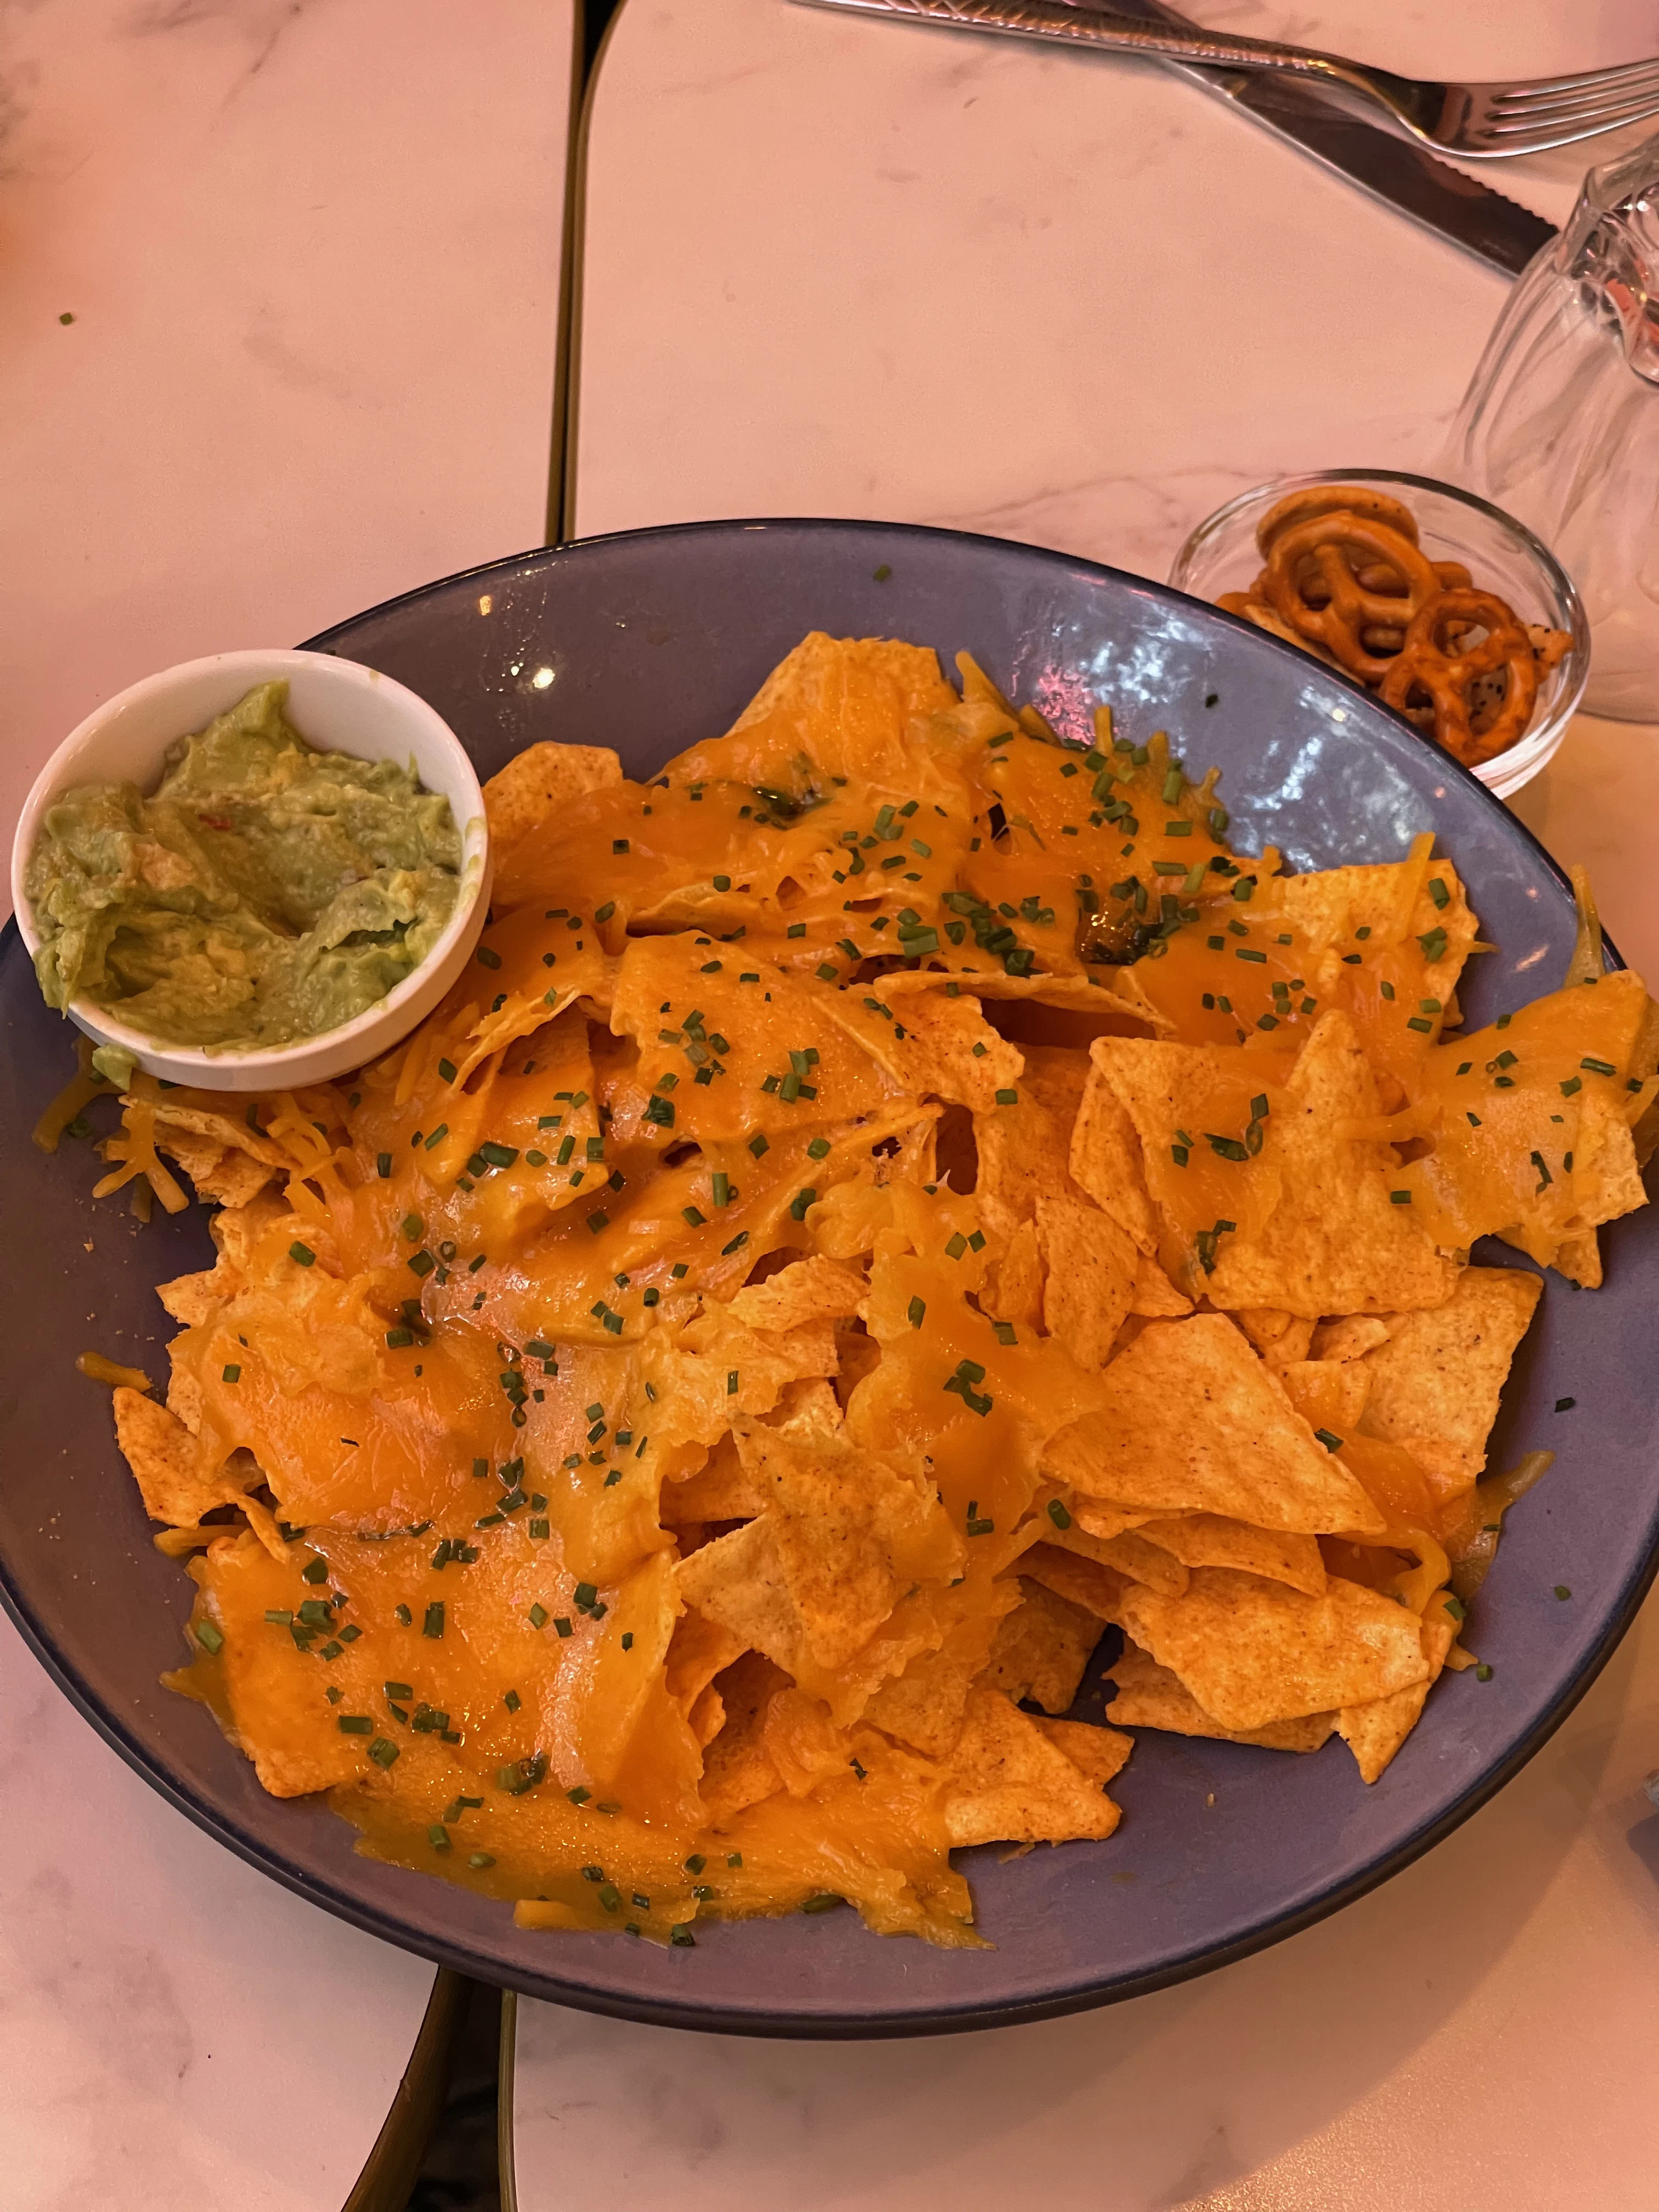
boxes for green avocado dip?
[25,680,462,1052]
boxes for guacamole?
[26,681,462,1051]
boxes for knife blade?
[793,0,1555,277]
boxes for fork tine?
[1486,60,1659,118]
[1482,92,1659,149]
[1486,78,1659,132]
[1485,54,1659,104]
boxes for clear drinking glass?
[1447,129,1659,723]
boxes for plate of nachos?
[4,519,1656,2034]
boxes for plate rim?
[4,513,1650,2039]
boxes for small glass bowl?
[1169,467,1589,801]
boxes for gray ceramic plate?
[3,520,1654,2036]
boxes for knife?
[792,0,1556,277]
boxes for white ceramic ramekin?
[10,648,490,1091]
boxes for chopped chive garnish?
[289,1242,315,1267]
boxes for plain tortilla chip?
[1069,1065,1158,1255]
[1045,1315,1386,1536]
[1034,1716,1134,1787]
[1337,1596,1458,1782]
[675,1518,802,1674]
[114,1387,255,1527]
[483,740,622,851]
[1044,1519,1189,1597]
[1019,1542,1128,1623]
[979,1577,1103,1713]
[1359,1267,1543,1499]
[1037,1194,1139,1369]
[940,1687,1122,1847]
[1116,1567,1431,1730]
[1134,1513,1327,1597]
[1131,1255,1192,1318]
[1106,1640,1335,1752]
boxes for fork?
[803,0,1659,159]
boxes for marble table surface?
[0,0,576,911]
[512,0,1659,2205]
[1,0,573,2201]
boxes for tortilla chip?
[483,740,623,851]
[940,1687,1122,1847]
[1359,1267,1542,1498]
[114,1387,255,1527]
[699,1651,790,1819]
[154,1130,278,1209]
[1106,1640,1335,1751]
[767,1375,845,1437]
[654,1310,842,1449]
[1045,1315,1386,1535]
[688,1685,726,1748]
[731,1420,958,1670]
[664,1607,748,1715]
[973,1043,1089,1237]
[762,1686,854,1797]
[1045,1519,1189,1597]
[1097,1013,1460,1316]
[1131,1255,1193,1318]
[1134,1513,1327,1596]
[981,1217,1044,1326]
[157,1261,239,1328]
[1069,1066,1158,1254]
[1034,1716,1134,1787]
[1277,1358,1370,1440]
[1553,1230,1602,1290]
[675,631,960,791]
[823,987,1023,1113]
[1274,857,1478,1008]
[1116,1567,1431,1730]
[865,1592,1017,1757]
[725,1256,868,1334]
[1310,1315,1393,1363]
[1037,1194,1139,1369]
[1019,1542,1128,1623]
[979,1577,1104,1713]
[675,1517,802,1673]
[1337,1597,1458,1782]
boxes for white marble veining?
[0,0,575,909]
[520,0,1659,2203]
[2,1612,436,2211]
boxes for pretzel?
[1255,485,1421,558]
[1262,513,1442,681]
[1379,590,1539,767]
